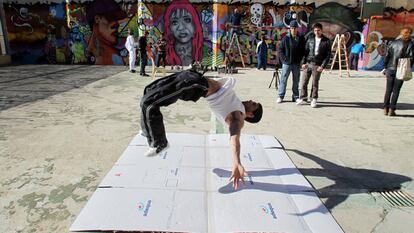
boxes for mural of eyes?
[250,3,264,26]
[201,9,213,24]
[283,11,297,27]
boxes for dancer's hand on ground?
[230,163,248,190]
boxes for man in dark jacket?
[139,31,149,76]
[383,26,414,116]
[277,20,306,103]
[297,23,331,108]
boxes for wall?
[361,8,414,70]
[1,0,412,68]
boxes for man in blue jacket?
[277,20,306,103]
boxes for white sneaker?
[296,99,306,105]
[144,143,169,157]
[311,99,317,108]
[138,130,145,137]
[276,97,283,103]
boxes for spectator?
[256,35,268,70]
[139,31,149,77]
[125,28,137,73]
[156,34,167,68]
[277,20,306,103]
[349,35,365,70]
[383,27,414,116]
[297,23,331,108]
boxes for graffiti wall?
[361,8,414,71]
[2,0,412,68]
[4,3,69,64]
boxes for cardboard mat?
[70,133,344,233]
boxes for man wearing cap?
[86,0,127,65]
[139,31,150,77]
[277,20,306,103]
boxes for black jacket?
[384,39,414,70]
[278,33,305,65]
[301,33,331,68]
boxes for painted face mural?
[170,9,195,44]
[86,0,128,65]
[164,0,203,66]
[250,4,263,26]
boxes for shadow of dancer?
[286,149,412,210]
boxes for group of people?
[272,21,413,113]
[276,20,331,108]
[124,29,167,76]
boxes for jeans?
[300,64,322,100]
[257,56,267,70]
[383,69,404,110]
[349,53,359,70]
[157,52,166,67]
[278,63,300,100]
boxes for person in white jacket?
[125,28,137,73]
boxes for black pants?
[140,71,209,148]
[383,69,404,110]
[140,52,147,75]
[349,53,359,70]
[157,52,166,67]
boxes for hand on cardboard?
[230,163,248,190]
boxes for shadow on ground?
[318,101,414,110]
[0,65,126,111]
[287,149,412,210]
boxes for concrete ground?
[0,65,413,233]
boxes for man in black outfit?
[297,23,331,108]
[139,31,149,76]
[383,26,414,116]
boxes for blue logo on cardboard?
[137,200,152,216]
[243,152,253,162]
[260,203,277,219]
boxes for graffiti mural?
[4,3,69,64]
[361,8,414,71]
[3,1,413,68]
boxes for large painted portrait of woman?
[164,0,203,66]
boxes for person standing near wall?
[382,27,414,116]
[349,35,364,71]
[139,31,149,77]
[256,35,268,70]
[229,8,246,37]
[125,28,137,73]
[277,20,305,103]
[297,23,331,108]
[156,34,167,67]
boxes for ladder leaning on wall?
[223,30,246,68]
[329,34,350,77]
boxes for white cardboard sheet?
[70,133,343,233]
